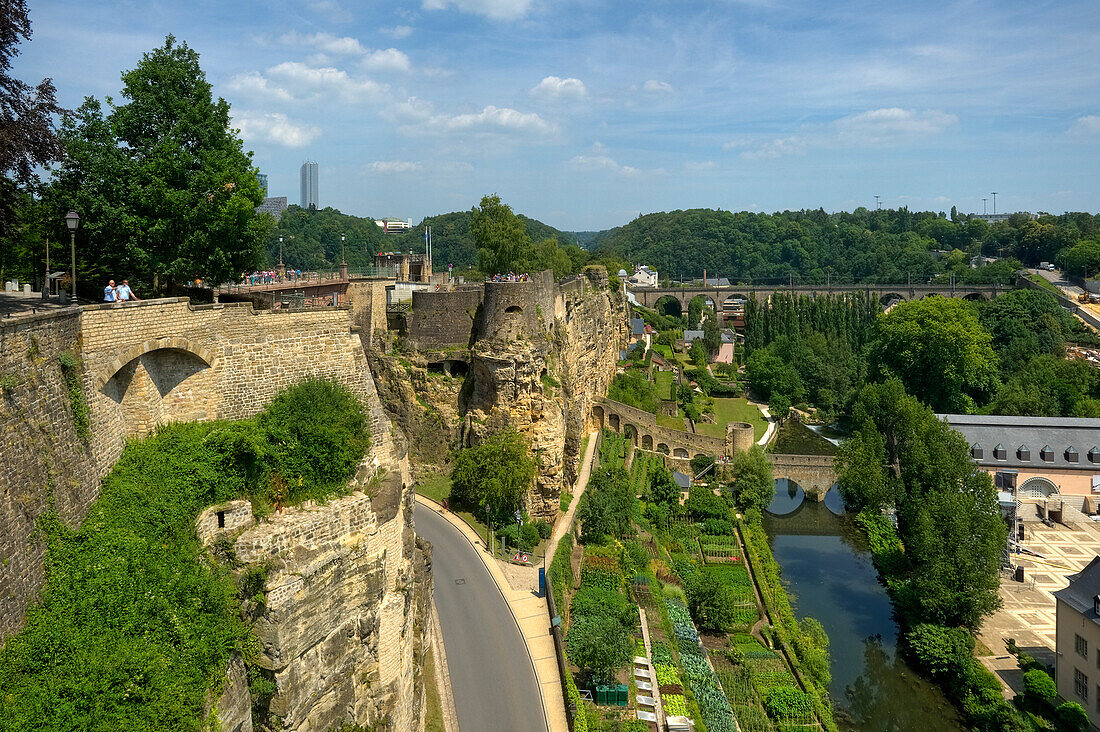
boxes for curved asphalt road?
[416,505,547,732]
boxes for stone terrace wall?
[80,298,398,478]
[1,297,405,645]
[0,310,99,643]
[409,287,482,348]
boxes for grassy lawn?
[417,472,452,504]
[653,343,674,360]
[1024,272,1063,295]
[657,412,688,430]
[695,397,768,441]
[654,369,675,400]
[423,646,447,732]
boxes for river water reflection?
[764,482,965,731]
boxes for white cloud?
[530,76,587,101]
[281,31,365,55]
[738,107,957,159]
[572,154,642,177]
[831,107,957,145]
[234,112,320,148]
[395,101,554,137]
[1069,115,1100,137]
[264,62,388,103]
[225,71,294,103]
[421,0,533,21]
[363,48,411,72]
[684,161,717,172]
[306,0,352,22]
[741,135,808,160]
[366,160,423,173]
[383,25,414,39]
[643,80,674,93]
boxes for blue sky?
[15,0,1100,230]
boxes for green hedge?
[549,533,575,615]
[0,379,370,730]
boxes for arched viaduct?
[766,454,838,501]
[630,283,1003,313]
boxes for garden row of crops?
[629,450,661,497]
[666,599,738,732]
[716,634,819,732]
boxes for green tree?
[647,463,681,506]
[686,571,737,631]
[1055,702,1090,732]
[578,464,635,543]
[1021,668,1057,706]
[471,194,530,275]
[450,428,536,524]
[837,379,1006,628]
[868,298,999,413]
[566,614,633,684]
[689,339,708,367]
[45,36,268,292]
[731,446,775,514]
[1,0,65,238]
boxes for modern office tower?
[300,161,319,208]
[256,172,268,196]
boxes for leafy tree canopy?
[450,428,536,525]
[731,445,775,514]
[43,36,268,294]
[868,297,999,413]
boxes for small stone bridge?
[766,454,838,501]
[630,283,1004,312]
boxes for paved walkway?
[546,430,599,562]
[978,501,1100,693]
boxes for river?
[763,480,966,732]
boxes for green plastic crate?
[615,684,628,706]
[596,685,608,705]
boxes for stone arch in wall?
[673,447,689,458]
[641,434,653,450]
[1020,476,1060,500]
[963,292,987,301]
[657,442,671,455]
[101,346,216,438]
[880,292,906,307]
[654,295,683,319]
[609,412,621,431]
[624,423,638,445]
[591,405,605,430]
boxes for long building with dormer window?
[940,414,1100,499]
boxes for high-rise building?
[256,172,268,196]
[300,161,318,208]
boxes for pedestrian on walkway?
[116,279,140,302]
[103,280,117,303]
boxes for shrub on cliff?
[259,378,370,502]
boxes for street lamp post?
[277,235,285,279]
[340,234,348,280]
[42,236,49,300]
[65,211,80,301]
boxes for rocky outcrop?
[198,464,424,732]
[463,267,626,517]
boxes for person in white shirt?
[116,279,139,302]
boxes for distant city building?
[629,265,658,287]
[256,172,268,196]
[255,196,288,218]
[1053,556,1100,728]
[375,218,413,234]
[300,161,318,208]
[972,213,1036,224]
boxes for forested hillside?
[591,208,1100,284]
[387,210,580,270]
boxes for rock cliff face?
[369,267,625,517]
[464,268,626,517]
[198,465,428,732]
